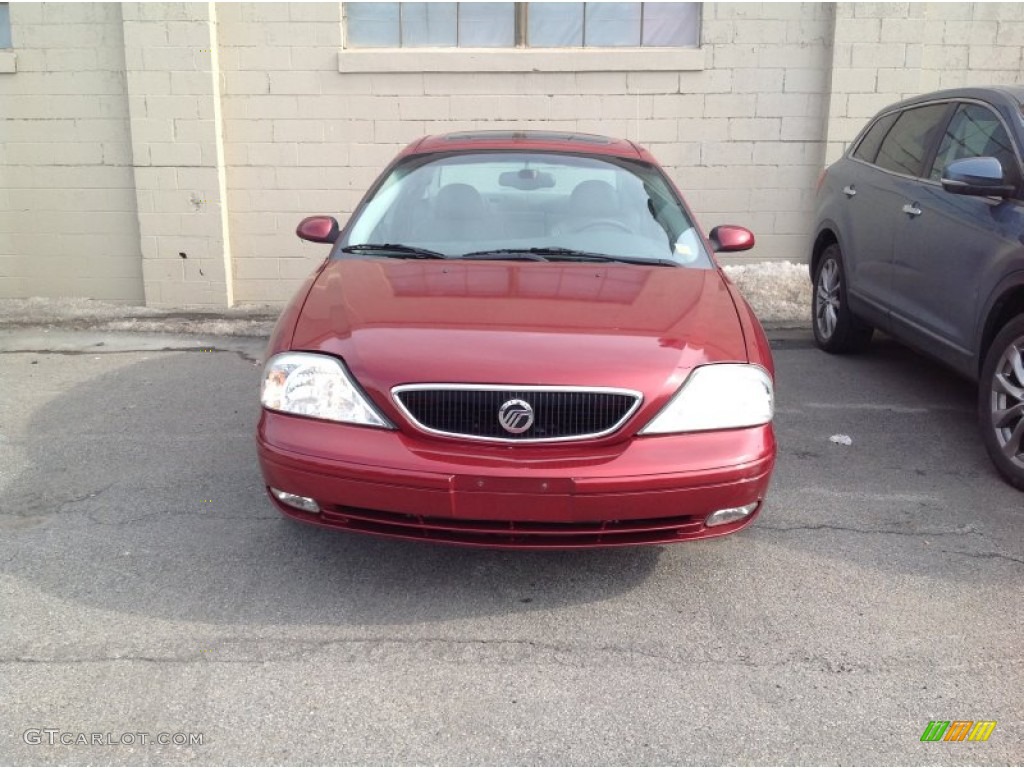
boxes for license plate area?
[451,475,573,520]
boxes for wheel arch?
[810,225,840,280]
[979,276,1024,375]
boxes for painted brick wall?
[217,1,355,303]
[0,2,143,301]
[121,1,234,306]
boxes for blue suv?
[810,87,1024,490]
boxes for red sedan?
[257,131,776,548]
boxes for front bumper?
[256,410,776,549]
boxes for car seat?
[411,183,493,243]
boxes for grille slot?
[320,504,707,548]
[392,386,641,442]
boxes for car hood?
[291,258,747,405]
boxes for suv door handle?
[901,203,922,217]
[843,185,857,198]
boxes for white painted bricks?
[121,1,233,306]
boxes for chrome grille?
[391,385,642,443]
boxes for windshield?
[338,152,711,267]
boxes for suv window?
[875,104,950,177]
[852,112,898,164]
[929,102,1020,186]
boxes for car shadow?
[2,350,661,626]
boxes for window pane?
[346,3,400,48]
[642,2,699,46]
[0,3,11,49]
[852,112,898,164]
[929,104,1019,182]
[584,3,641,47]
[459,3,514,47]
[875,104,949,177]
[402,3,457,47]
[528,3,584,47]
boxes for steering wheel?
[572,218,633,234]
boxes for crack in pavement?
[0,347,261,364]
[759,523,979,538]
[80,511,280,527]
[5,637,1021,674]
[5,488,279,528]
[0,637,862,672]
[56,484,115,514]
[760,524,1023,566]
[937,548,1024,566]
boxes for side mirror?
[941,157,1015,198]
[708,225,755,253]
[296,215,339,244]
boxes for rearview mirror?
[941,157,1015,198]
[708,225,755,253]
[296,215,339,244]
[499,169,555,190]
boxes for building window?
[0,3,12,49]
[344,2,700,49]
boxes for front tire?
[978,314,1024,491]
[812,244,873,353]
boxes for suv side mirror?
[941,157,1015,198]
[296,215,340,244]
[708,225,755,253]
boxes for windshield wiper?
[340,243,448,260]
[460,249,550,261]
[460,247,677,267]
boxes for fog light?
[270,487,320,514]
[705,502,758,527]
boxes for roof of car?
[400,130,653,161]
[887,86,1024,111]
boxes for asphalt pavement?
[0,327,1021,766]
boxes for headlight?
[260,352,391,428]
[640,364,773,434]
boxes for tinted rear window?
[852,112,898,164]
[875,104,950,177]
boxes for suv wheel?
[812,244,873,353]
[979,314,1024,490]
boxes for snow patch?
[0,297,280,337]
[722,261,811,325]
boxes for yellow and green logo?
[920,721,996,742]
